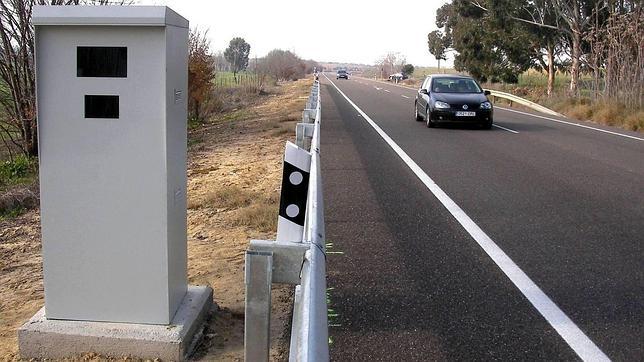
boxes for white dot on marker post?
[289,171,303,185]
[286,204,299,218]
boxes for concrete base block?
[18,285,213,361]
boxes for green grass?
[214,109,250,123]
[214,71,267,89]
[0,205,26,220]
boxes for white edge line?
[497,106,643,141]
[323,73,610,362]
[493,124,519,134]
[401,95,410,99]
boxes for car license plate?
[456,111,476,117]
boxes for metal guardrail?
[244,80,328,362]
[485,89,563,117]
[289,80,327,362]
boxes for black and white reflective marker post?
[244,141,312,360]
[277,141,312,243]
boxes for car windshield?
[431,78,482,93]
[338,70,346,73]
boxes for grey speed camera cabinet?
[34,6,189,324]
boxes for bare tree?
[260,49,307,81]
[188,28,215,121]
[0,0,127,159]
[212,51,231,72]
[586,4,643,108]
[376,52,406,78]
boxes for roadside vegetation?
[425,0,643,132]
[485,71,644,131]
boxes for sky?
[138,0,452,67]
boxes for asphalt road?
[319,74,643,361]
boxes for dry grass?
[276,114,300,123]
[624,111,644,131]
[544,97,644,132]
[232,202,278,233]
[201,185,257,210]
[271,127,291,137]
[566,102,595,121]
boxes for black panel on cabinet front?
[84,95,119,119]
[77,47,127,78]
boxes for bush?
[0,154,33,185]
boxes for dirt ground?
[0,78,312,361]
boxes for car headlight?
[435,101,450,109]
[480,101,492,109]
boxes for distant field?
[214,71,267,88]
[412,66,459,78]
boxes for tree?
[259,49,306,81]
[376,52,406,78]
[0,0,128,159]
[427,30,450,71]
[432,1,533,83]
[188,28,215,121]
[585,2,642,108]
[468,0,602,95]
[521,0,562,97]
[401,64,415,77]
[223,37,250,81]
[467,0,562,96]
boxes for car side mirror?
[420,89,429,95]
[484,90,491,96]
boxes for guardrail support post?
[302,109,316,123]
[244,250,273,362]
[296,123,315,150]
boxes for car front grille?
[451,103,481,110]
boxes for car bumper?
[337,75,348,79]
[431,109,493,123]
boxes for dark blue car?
[414,75,493,129]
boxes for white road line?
[497,106,643,141]
[384,89,391,93]
[323,74,609,362]
[401,95,410,99]
[493,124,519,134]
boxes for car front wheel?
[426,108,436,128]
[415,103,423,121]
